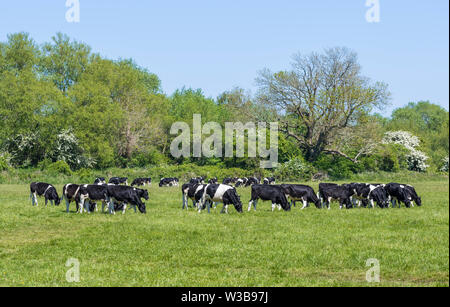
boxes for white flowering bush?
[441,156,449,173]
[49,129,95,170]
[382,131,429,172]
[274,157,315,181]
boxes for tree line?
[0,33,448,178]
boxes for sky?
[0,0,448,115]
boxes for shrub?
[382,131,429,172]
[440,156,449,173]
[47,161,72,176]
[274,158,316,181]
[0,153,11,171]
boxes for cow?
[319,183,354,209]
[280,184,321,209]
[235,178,248,188]
[189,177,205,185]
[208,177,218,184]
[131,178,152,187]
[94,177,106,185]
[76,185,111,214]
[199,184,243,214]
[107,185,148,214]
[263,177,276,185]
[245,177,260,187]
[222,178,233,185]
[30,182,61,207]
[348,183,389,208]
[248,185,290,212]
[109,177,128,186]
[385,183,422,208]
[62,184,81,213]
[159,178,179,187]
[181,183,209,210]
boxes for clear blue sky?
[1,0,448,115]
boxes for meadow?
[0,179,448,287]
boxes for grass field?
[0,180,448,287]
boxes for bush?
[47,161,72,176]
[440,156,449,173]
[0,153,11,171]
[274,158,316,181]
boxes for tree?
[256,47,390,163]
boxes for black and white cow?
[248,185,290,212]
[280,184,321,209]
[131,178,152,187]
[319,183,354,210]
[159,178,179,187]
[263,177,276,185]
[181,183,209,210]
[107,185,148,214]
[94,177,106,185]
[208,177,218,184]
[200,184,243,214]
[189,177,206,185]
[385,183,422,208]
[109,177,128,186]
[30,182,61,207]
[245,177,260,187]
[62,184,82,213]
[234,178,248,188]
[76,185,111,214]
[348,183,389,208]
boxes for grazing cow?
[109,177,128,186]
[76,185,110,214]
[263,177,276,185]
[385,183,421,208]
[107,185,148,214]
[280,184,321,209]
[159,178,179,187]
[131,178,152,187]
[200,184,243,214]
[222,178,233,185]
[181,183,209,210]
[62,184,82,213]
[248,185,290,212]
[319,183,354,209]
[30,182,61,207]
[94,177,106,185]
[245,177,260,187]
[208,177,218,184]
[189,177,205,185]
[235,178,248,188]
[348,183,389,208]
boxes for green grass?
[0,180,448,287]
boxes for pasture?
[0,180,448,287]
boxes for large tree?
[256,47,390,163]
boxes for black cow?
[248,185,290,212]
[385,183,422,208]
[263,177,276,185]
[200,184,243,214]
[109,177,128,186]
[30,182,61,207]
[222,178,233,185]
[76,185,110,214]
[280,184,321,209]
[94,177,106,185]
[107,186,148,214]
[245,177,260,187]
[319,183,354,209]
[159,178,179,187]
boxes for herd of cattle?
[28,175,422,215]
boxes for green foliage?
[274,157,316,181]
[47,161,72,176]
[0,152,11,171]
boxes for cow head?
[53,189,61,206]
[138,203,147,214]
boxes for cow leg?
[248,200,253,212]
[122,203,127,215]
[301,199,308,210]
[65,197,71,213]
[30,193,35,206]
[206,201,211,214]
[272,203,276,212]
